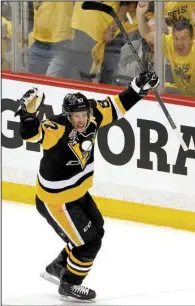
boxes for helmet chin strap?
[66,112,72,123]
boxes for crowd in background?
[2,1,195,97]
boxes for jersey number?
[43,122,59,130]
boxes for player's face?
[70,111,88,133]
[173,29,193,56]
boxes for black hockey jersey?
[19,86,142,205]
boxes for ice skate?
[41,250,67,285]
[59,278,96,302]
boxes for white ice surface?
[2,200,195,305]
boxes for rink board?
[2,72,195,231]
[2,181,195,232]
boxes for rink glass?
[1,1,195,98]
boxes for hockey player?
[15,70,159,302]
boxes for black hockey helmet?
[62,92,90,115]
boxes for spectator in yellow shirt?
[68,1,138,84]
[164,21,195,96]
[28,2,74,78]
[136,2,195,97]
[2,2,12,70]
[2,16,12,70]
[164,2,195,27]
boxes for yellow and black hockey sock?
[64,241,74,256]
[65,252,93,284]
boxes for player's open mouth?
[77,124,85,131]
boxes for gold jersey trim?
[44,202,84,246]
[36,175,93,205]
[113,95,126,115]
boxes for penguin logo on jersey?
[67,132,95,168]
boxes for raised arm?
[15,88,65,150]
[14,88,45,141]
[92,70,159,128]
[136,2,155,45]
[103,2,132,43]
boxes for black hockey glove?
[14,88,45,118]
[131,70,160,95]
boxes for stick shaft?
[117,16,188,150]
[82,2,188,151]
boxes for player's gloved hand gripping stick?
[81,1,188,151]
[15,88,45,117]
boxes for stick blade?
[81,1,114,17]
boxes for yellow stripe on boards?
[2,181,195,232]
[67,264,89,276]
[2,181,36,204]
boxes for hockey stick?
[81,1,188,151]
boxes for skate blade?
[59,295,96,303]
[40,271,60,286]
